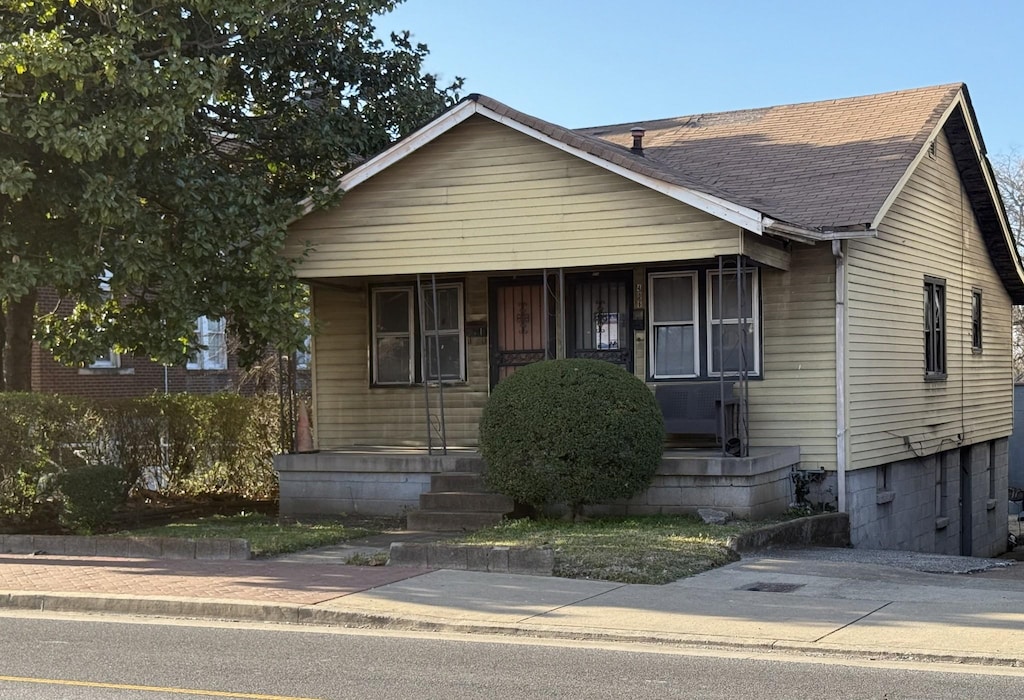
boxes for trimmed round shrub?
[479,359,665,516]
[57,464,127,533]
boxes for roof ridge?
[575,83,964,133]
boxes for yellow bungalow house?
[275,83,1024,556]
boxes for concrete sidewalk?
[2,548,1023,667]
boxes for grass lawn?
[118,513,393,558]
[452,515,779,585]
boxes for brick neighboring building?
[31,288,248,399]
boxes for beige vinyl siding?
[311,274,490,449]
[846,129,1013,470]
[286,116,740,277]
[747,244,837,469]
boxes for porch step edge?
[420,491,514,512]
[405,510,507,532]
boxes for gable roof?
[576,84,961,233]
[313,84,1024,302]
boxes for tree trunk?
[5,287,36,391]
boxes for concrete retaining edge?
[726,512,851,553]
[0,590,1019,669]
[0,534,250,560]
[388,542,554,576]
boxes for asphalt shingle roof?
[570,84,964,231]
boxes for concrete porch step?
[420,491,514,512]
[405,510,506,532]
[430,472,487,492]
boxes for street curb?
[1,590,1020,669]
[0,534,250,560]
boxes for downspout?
[832,240,848,513]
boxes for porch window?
[371,287,415,384]
[707,269,759,376]
[371,283,465,385]
[187,316,227,371]
[422,283,465,381]
[649,272,698,378]
[924,277,946,378]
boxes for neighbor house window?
[971,288,982,352]
[924,277,946,377]
[648,272,699,378]
[187,316,227,371]
[88,269,119,369]
[371,283,465,385]
[707,269,760,376]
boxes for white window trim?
[706,269,761,377]
[89,349,121,369]
[187,316,228,371]
[420,282,466,383]
[648,271,700,379]
[371,286,415,385]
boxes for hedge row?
[0,392,281,525]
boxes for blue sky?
[380,0,1023,157]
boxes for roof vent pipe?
[630,127,645,156]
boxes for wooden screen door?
[489,279,554,388]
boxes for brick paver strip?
[0,555,429,605]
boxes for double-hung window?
[372,287,415,384]
[707,269,759,376]
[371,283,465,385]
[648,267,761,379]
[924,277,946,378]
[649,272,699,378]
[188,316,227,371]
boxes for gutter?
[832,240,848,513]
[764,218,878,244]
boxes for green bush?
[479,359,665,517]
[57,464,127,533]
[0,392,281,528]
[0,393,102,523]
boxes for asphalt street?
[2,612,1023,699]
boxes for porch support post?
[543,269,550,360]
[416,274,433,455]
[558,268,566,359]
[832,240,848,512]
[431,272,448,454]
[717,256,726,457]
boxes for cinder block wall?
[846,438,1008,556]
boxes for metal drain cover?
[741,582,805,593]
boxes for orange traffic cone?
[295,401,314,453]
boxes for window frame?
[187,316,228,371]
[420,282,466,383]
[924,276,947,379]
[706,268,761,377]
[371,286,415,385]
[971,287,983,353]
[370,282,466,386]
[647,271,700,379]
[87,269,120,369]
